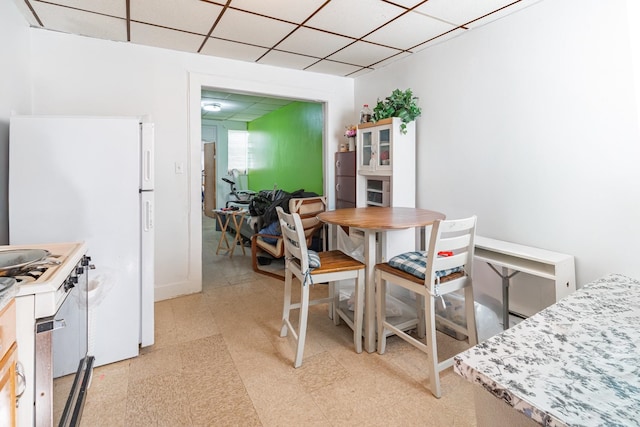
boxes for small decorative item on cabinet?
[347,137,355,151]
[344,124,357,152]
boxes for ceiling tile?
[348,68,375,78]
[226,93,265,103]
[36,0,126,18]
[130,22,204,53]
[411,27,466,52]
[387,0,427,8]
[305,0,405,39]
[364,10,456,50]
[327,41,401,67]
[200,38,268,62]
[131,0,223,35]
[32,2,127,41]
[276,27,354,59]
[15,0,542,78]
[464,0,543,29]
[258,50,319,70]
[415,0,517,27]
[228,0,328,23]
[305,59,364,77]
[370,51,413,68]
[211,8,297,47]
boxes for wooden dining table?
[317,206,446,353]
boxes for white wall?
[356,0,640,289]
[202,119,248,210]
[26,29,354,300]
[0,0,32,244]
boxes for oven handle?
[16,361,26,405]
[35,318,67,334]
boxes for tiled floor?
[81,214,478,426]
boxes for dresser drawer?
[0,300,16,360]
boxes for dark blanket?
[249,188,319,232]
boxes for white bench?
[474,236,576,328]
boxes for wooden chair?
[375,216,478,398]
[277,206,365,368]
[251,196,326,280]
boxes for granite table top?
[454,273,640,427]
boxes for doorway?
[200,88,325,280]
[187,71,344,296]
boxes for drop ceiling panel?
[32,2,127,41]
[370,51,413,68]
[415,0,521,27]
[200,38,268,62]
[258,50,319,70]
[228,0,328,23]
[364,11,456,50]
[305,60,364,77]
[388,0,429,8]
[328,41,401,67]
[130,22,203,53]
[15,0,543,77]
[463,0,542,29]
[276,27,354,59]
[305,0,405,39]
[131,0,223,35]
[200,91,295,122]
[211,8,297,47]
[411,27,467,52]
[37,0,126,18]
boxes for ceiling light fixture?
[201,101,222,112]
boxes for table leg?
[215,212,232,255]
[230,212,247,256]
[363,229,377,353]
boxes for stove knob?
[82,255,92,266]
[76,266,84,275]
[64,280,75,291]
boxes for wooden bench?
[474,236,576,328]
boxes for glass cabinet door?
[360,130,373,169]
[377,127,391,170]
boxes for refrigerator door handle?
[141,123,155,190]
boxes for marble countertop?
[454,273,640,427]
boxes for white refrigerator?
[9,115,155,367]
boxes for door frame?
[185,71,351,296]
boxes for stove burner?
[3,257,60,284]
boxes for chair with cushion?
[277,206,365,368]
[251,196,326,280]
[375,216,478,398]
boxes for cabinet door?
[336,176,356,206]
[335,151,356,176]
[0,343,17,427]
[359,129,374,170]
[376,126,392,172]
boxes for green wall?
[247,101,323,195]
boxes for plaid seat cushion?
[388,251,462,280]
[307,250,321,269]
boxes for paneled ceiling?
[13,0,540,78]
[201,90,295,122]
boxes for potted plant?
[372,88,422,134]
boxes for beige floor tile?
[81,214,481,426]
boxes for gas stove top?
[1,242,87,318]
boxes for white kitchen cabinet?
[356,117,415,208]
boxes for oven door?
[35,257,93,427]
